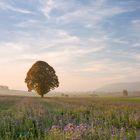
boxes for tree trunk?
[41,94,44,98]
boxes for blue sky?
[0,0,140,91]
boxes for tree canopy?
[25,61,59,98]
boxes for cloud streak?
[0,1,32,14]
[0,0,139,91]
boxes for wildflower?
[64,123,89,140]
[50,125,61,136]
[111,130,115,137]
[120,127,125,133]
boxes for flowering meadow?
[0,96,139,140]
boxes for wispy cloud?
[0,0,139,91]
[39,0,135,28]
[57,6,128,25]
[40,0,55,18]
[0,1,32,14]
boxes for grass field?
[0,95,139,140]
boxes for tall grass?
[0,96,139,140]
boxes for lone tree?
[123,89,128,96]
[25,61,59,98]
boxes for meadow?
[0,95,139,140]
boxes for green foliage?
[25,61,59,97]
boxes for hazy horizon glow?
[0,0,140,91]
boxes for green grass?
[0,95,139,140]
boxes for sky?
[0,0,140,92]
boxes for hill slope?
[96,81,140,92]
[0,89,35,96]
